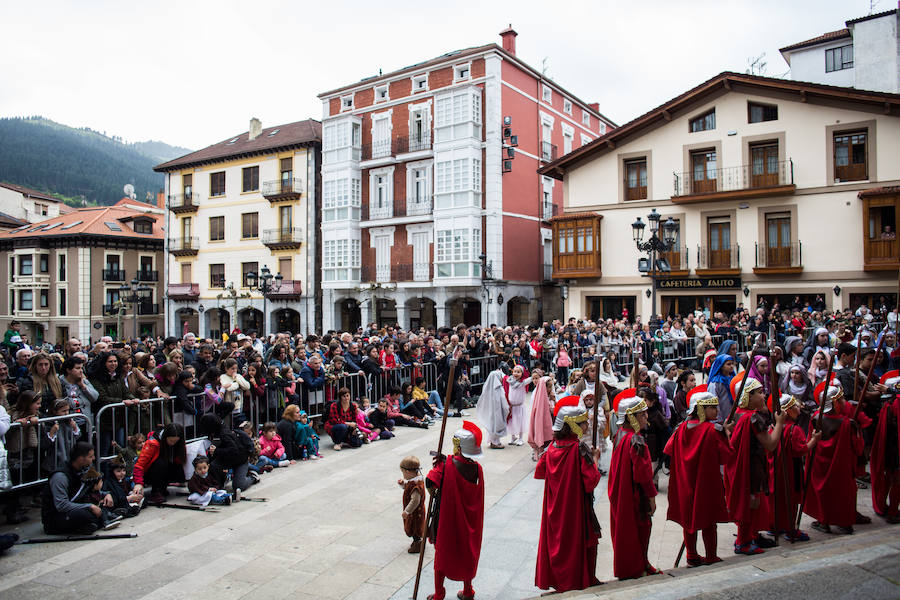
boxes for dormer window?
[412,74,428,92]
[375,85,389,102]
[454,64,470,80]
[341,95,354,111]
[133,219,153,234]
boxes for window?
[542,85,552,103]
[435,227,481,278]
[210,171,226,196]
[341,95,354,111]
[825,44,853,72]
[279,205,292,230]
[241,262,258,287]
[241,212,259,239]
[750,142,779,188]
[689,110,715,132]
[690,150,718,193]
[553,216,601,276]
[765,212,792,267]
[182,174,193,199]
[209,264,225,288]
[371,113,392,158]
[242,166,259,192]
[280,157,293,182]
[39,254,48,273]
[323,177,361,221]
[19,290,32,311]
[454,64,470,80]
[133,219,152,234]
[209,216,225,241]
[625,159,648,201]
[581,134,592,147]
[564,99,572,115]
[748,102,778,123]
[369,172,392,218]
[706,217,732,269]
[409,106,430,149]
[542,177,554,220]
[435,157,481,208]
[19,255,33,276]
[322,120,362,164]
[834,130,868,182]
[413,74,428,92]
[9,256,14,280]
[562,129,573,155]
[139,256,153,274]
[434,88,481,143]
[35,202,48,216]
[181,217,192,239]
[375,85,389,102]
[40,289,48,308]
[59,289,66,316]
[58,254,66,280]
[411,167,429,202]
[582,112,590,127]
[278,257,292,279]
[322,239,361,281]
[181,263,192,284]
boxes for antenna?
[541,57,550,77]
[746,53,767,76]
[123,183,136,200]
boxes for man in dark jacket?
[190,344,215,379]
[299,354,327,410]
[199,414,255,493]
[41,442,113,534]
[343,342,365,373]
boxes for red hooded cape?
[608,428,656,579]
[534,437,601,591]
[426,455,485,581]
[664,420,731,531]
[768,420,808,531]
[803,412,862,528]
[870,396,900,516]
[724,409,771,527]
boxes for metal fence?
[3,413,92,492]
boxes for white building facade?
[0,182,63,224]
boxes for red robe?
[803,412,862,528]
[534,437,602,592]
[664,419,731,532]
[724,409,771,530]
[426,455,485,582]
[608,428,657,579]
[768,419,808,532]
[870,396,900,516]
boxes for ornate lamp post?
[117,277,152,340]
[246,265,282,335]
[632,208,677,329]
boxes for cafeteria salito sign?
[656,277,741,290]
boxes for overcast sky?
[0,0,874,151]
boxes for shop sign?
[656,277,741,290]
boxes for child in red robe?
[664,385,732,567]
[534,395,603,592]
[872,371,900,523]
[805,383,864,534]
[425,421,484,600]
[608,388,660,580]
[768,393,819,541]
[724,377,785,555]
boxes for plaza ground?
[0,398,897,600]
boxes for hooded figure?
[707,354,735,422]
[476,369,510,449]
[802,327,831,367]
[528,376,554,460]
[783,336,804,366]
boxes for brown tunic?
[402,478,426,538]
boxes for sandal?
[333,444,342,451]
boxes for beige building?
[154,119,321,338]
[0,200,165,345]
[540,72,900,321]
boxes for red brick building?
[318,27,614,330]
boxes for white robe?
[506,376,529,438]
[476,369,509,444]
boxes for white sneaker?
[278,460,290,467]
[233,488,242,503]
[309,454,319,460]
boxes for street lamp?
[117,276,152,340]
[632,208,677,329]
[246,265,282,335]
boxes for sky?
[0,0,878,151]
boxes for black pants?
[43,507,100,535]
[402,402,426,419]
[144,459,185,495]
[329,424,361,447]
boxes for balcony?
[262,178,303,201]
[102,304,120,315]
[542,203,558,222]
[697,244,740,275]
[754,242,802,274]
[167,283,199,301]
[862,191,900,271]
[672,160,795,204]
[169,237,199,256]
[541,142,558,163]
[262,227,304,250]
[268,279,304,299]
[551,214,603,279]
[661,246,690,276]
[102,269,125,282]
[137,302,160,315]
[407,196,432,216]
[397,134,432,154]
[168,193,199,214]
[361,139,396,162]
[413,262,431,281]
[137,270,158,282]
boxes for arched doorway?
[375,298,397,328]
[447,297,481,327]
[205,308,230,341]
[274,308,301,334]
[406,297,436,331]
[336,298,361,332]
[506,296,532,326]
[176,308,199,336]
[239,308,263,334]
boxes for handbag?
[0,440,11,491]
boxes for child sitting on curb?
[294,410,322,459]
[188,455,233,506]
[259,422,293,468]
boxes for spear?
[17,533,137,544]
[412,348,460,600]
[766,324,787,545]
[725,333,765,428]
[852,326,887,421]
[591,354,602,451]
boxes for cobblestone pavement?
[2,394,897,600]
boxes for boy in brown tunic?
[398,455,426,553]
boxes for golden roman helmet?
[552,395,588,433]
[738,377,763,408]
[779,393,799,412]
[686,385,718,422]
[614,388,647,433]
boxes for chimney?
[249,117,262,141]
[588,102,599,113]
[500,25,517,56]
[156,191,165,210]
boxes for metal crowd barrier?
[94,396,178,462]
[2,413,91,492]
[465,355,500,393]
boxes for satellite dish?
[123,184,136,199]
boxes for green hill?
[0,117,191,206]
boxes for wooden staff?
[852,327,887,421]
[725,334,765,427]
[591,355,602,450]
[766,325,787,545]
[412,350,459,600]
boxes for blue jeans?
[427,391,444,414]
[257,454,286,468]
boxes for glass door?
[751,143,779,188]
[766,213,791,266]
[708,219,731,268]
[691,150,717,193]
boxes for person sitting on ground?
[412,376,443,416]
[294,410,322,459]
[132,423,188,505]
[324,387,363,450]
[258,421,293,468]
[400,381,434,422]
[188,455,233,506]
[275,405,303,461]
[73,467,122,530]
[385,386,423,427]
[41,442,109,534]
[103,457,142,518]
[353,400,379,443]
[368,397,395,440]
[198,413,256,495]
